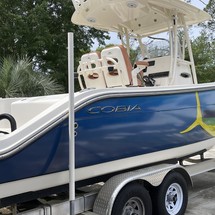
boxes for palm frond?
[0,56,64,98]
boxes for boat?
[0,0,214,205]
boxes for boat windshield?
[144,37,170,59]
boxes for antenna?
[198,0,207,6]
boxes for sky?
[91,0,210,50]
[191,0,209,9]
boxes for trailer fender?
[93,163,186,215]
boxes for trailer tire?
[154,171,188,215]
[111,182,152,215]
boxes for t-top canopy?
[71,0,211,36]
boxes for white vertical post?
[169,13,178,85]
[68,32,75,215]
[182,16,198,84]
[137,35,145,58]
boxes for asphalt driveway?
[186,148,215,215]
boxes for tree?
[0,0,109,92]
[190,0,215,83]
[203,0,215,34]
[0,56,63,98]
[191,31,215,83]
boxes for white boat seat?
[77,52,107,89]
[101,45,132,87]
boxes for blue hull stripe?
[0,91,214,183]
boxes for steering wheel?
[143,76,155,86]
[0,114,17,134]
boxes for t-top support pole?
[68,32,75,215]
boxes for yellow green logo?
[181,92,215,136]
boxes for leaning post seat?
[77,52,107,89]
[101,45,133,88]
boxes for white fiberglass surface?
[0,94,68,130]
[72,0,211,36]
[0,94,69,153]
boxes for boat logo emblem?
[87,104,141,114]
[181,92,215,136]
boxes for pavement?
[186,148,215,215]
[186,171,215,215]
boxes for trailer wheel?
[154,172,188,215]
[111,182,152,215]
